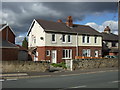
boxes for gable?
[0,24,16,36]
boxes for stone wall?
[1,61,50,73]
[72,58,118,70]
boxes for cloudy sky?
[1,2,118,45]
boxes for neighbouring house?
[0,40,19,60]
[0,24,19,60]
[0,24,15,44]
[27,16,102,63]
[101,26,118,57]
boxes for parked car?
[104,55,118,58]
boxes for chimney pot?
[66,16,73,27]
[57,19,62,23]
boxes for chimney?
[66,16,73,27]
[57,19,62,23]
[104,26,111,33]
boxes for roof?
[0,40,19,48]
[16,45,28,51]
[0,23,16,36]
[27,19,101,36]
[0,24,7,28]
[101,32,118,41]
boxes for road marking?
[0,79,4,82]
[6,79,17,81]
[110,81,120,83]
[69,85,87,88]
[0,73,28,77]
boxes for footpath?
[0,67,118,80]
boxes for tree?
[22,37,28,49]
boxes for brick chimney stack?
[66,16,73,27]
[104,26,111,33]
[57,19,62,23]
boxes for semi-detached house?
[27,16,102,63]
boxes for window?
[46,50,50,56]
[82,35,90,43]
[82,35,85,43]
[34,37,36,43]
[63,49,72,59]
[95,36,97,43]
[62,34,66,43]
[52,34,56,42]
[112,42,116,47]
[87,36,90,43]
[82,49,91,57]
[68,35,71,43]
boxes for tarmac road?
[2,69,118,89]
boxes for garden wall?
[1,61,50,73]
[72,58,118,70]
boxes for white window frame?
[62,49,72,59]
[52,34,56,43]
[82,49,91,57]
[94,36,97,43]
[68,35,72,43]
[62,34,66,43]
[36,51,38,56]
[82,35,85,43]
[46,50,50,56]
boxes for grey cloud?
[1,2,118,37]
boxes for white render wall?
[45,33,77,47]
[28,20,45,47]
[78,36,102,46]
[45,33,102,47]
[28,20,102,47]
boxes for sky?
[0,2,118,45]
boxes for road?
[2,70,118,89]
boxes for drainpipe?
[76,33,78,56]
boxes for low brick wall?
[72,58,118,70]
[1,61,50,73]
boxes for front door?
[51,50,57,63]
[95,50,98,57]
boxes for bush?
[51,62,67,69]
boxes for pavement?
[0,67,118,80]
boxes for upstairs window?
[95,36,97,43]
[34,36,36,43]
[82,35,90,43]
[52,34,56,42]
[62,34,66,43]
[68,35,71,43]
[87,36,90,43]
[82,35,85,43]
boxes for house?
[0,24,19,60]
[0,24,15,44]
[101,26,118,56]
[27,16,102,63]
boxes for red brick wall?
[1,48,18,61]
[36,46,102,63]
[78,46,102,57]
[0,26,15,44]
